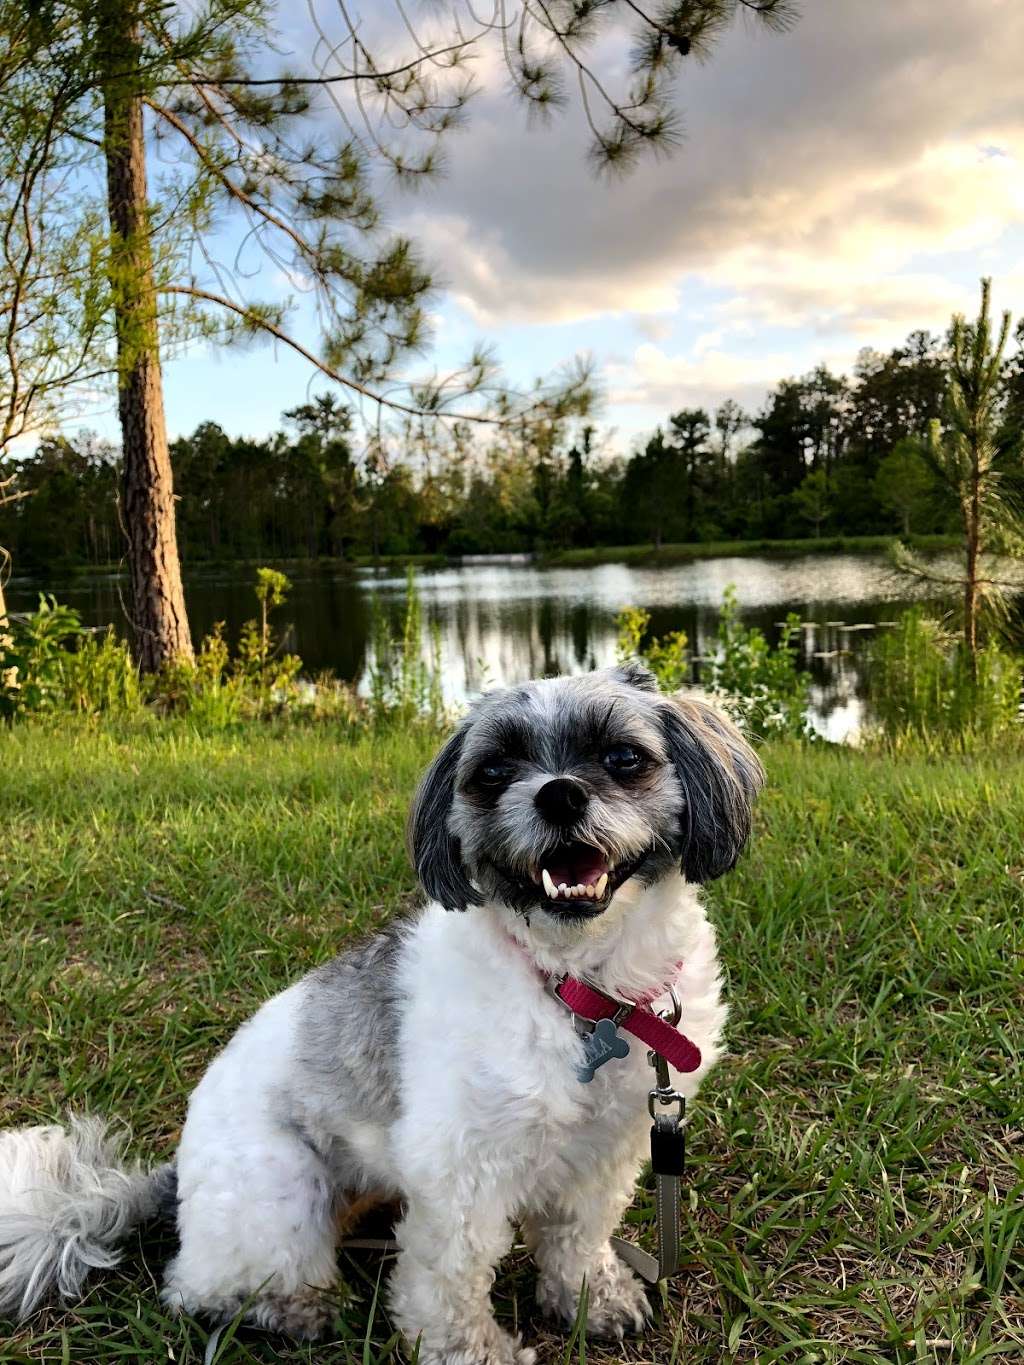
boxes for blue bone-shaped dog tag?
[576,1017,631,1083]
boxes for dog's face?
[408,664,764,920]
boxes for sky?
[66,0,1024,454]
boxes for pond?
[6,552,957,741]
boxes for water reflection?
[357,556,952,741]
[7,554,955,741]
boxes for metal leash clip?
[647,985,686,1117]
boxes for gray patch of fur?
[298,918,409,1126]
[0,1115,170,1319]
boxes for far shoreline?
[6,533,958,583]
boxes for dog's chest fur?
[267,875,728,1211]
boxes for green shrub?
[869,608,1022,743]
[0,596,83,717]
[615,586,812,740]
[61,628,141,716]
[616,607,690,692]
[151,569,306,720]
[707,587,810,739]
[0,597,140,719]
[152,623,245,725]
[0,570,340,727]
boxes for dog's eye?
[602,744,644,775]
[475,759,514,788]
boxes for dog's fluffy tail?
[0,1115,175,1319]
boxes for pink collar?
[554,974,702,1074]
[502,926,701,1074]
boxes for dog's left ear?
[406,725,482,912]
[609,660,659,693]
[658,695,765,883]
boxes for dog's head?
[408,664,764,921]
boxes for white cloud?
[606,343,809,411]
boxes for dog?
[0,663,763,1364]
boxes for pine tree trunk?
[963,464,980,678]
[964,516,979,675]
[99,3,193,672]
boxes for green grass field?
[0,723,1021,1363]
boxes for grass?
[0,721,1022,1363]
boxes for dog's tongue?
[545,847,609,888]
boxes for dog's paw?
[417,1324,536,1365]
[248,1287,335,1339]
[537,1254,651,1341]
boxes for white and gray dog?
[0,664,763,1364]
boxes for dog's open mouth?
[527,841,648,914]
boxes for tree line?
[4,317,1024,571]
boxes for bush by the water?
[0,597,139,719]
[0,567,447,728]
[617,587,812,740]
[0,573,346,724]
[869,607,1022,742]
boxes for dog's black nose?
[534,776,589,827]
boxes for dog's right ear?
[406,725,482,912]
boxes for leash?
[550,972,697,1284]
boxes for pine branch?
[145,99,319,267]
[161,283,574,428]
[179,42,474,89]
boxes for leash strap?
[650,1110,684,1279]
[609,1111,684,1283]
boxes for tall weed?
[368,567,445,725]
[869,608,1021,743]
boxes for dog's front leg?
[524,1155,651,1341]
[389,1188,535,1365]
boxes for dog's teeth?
[542,868,557,898]
[559,882,569,895]
[585,885,596,899]
[595,872,609,898]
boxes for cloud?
[606,343,810,412]
[413,215,680,325]
[394,0,1024,338]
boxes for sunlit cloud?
[606,344,809,412]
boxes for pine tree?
[895,279,1024,670]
